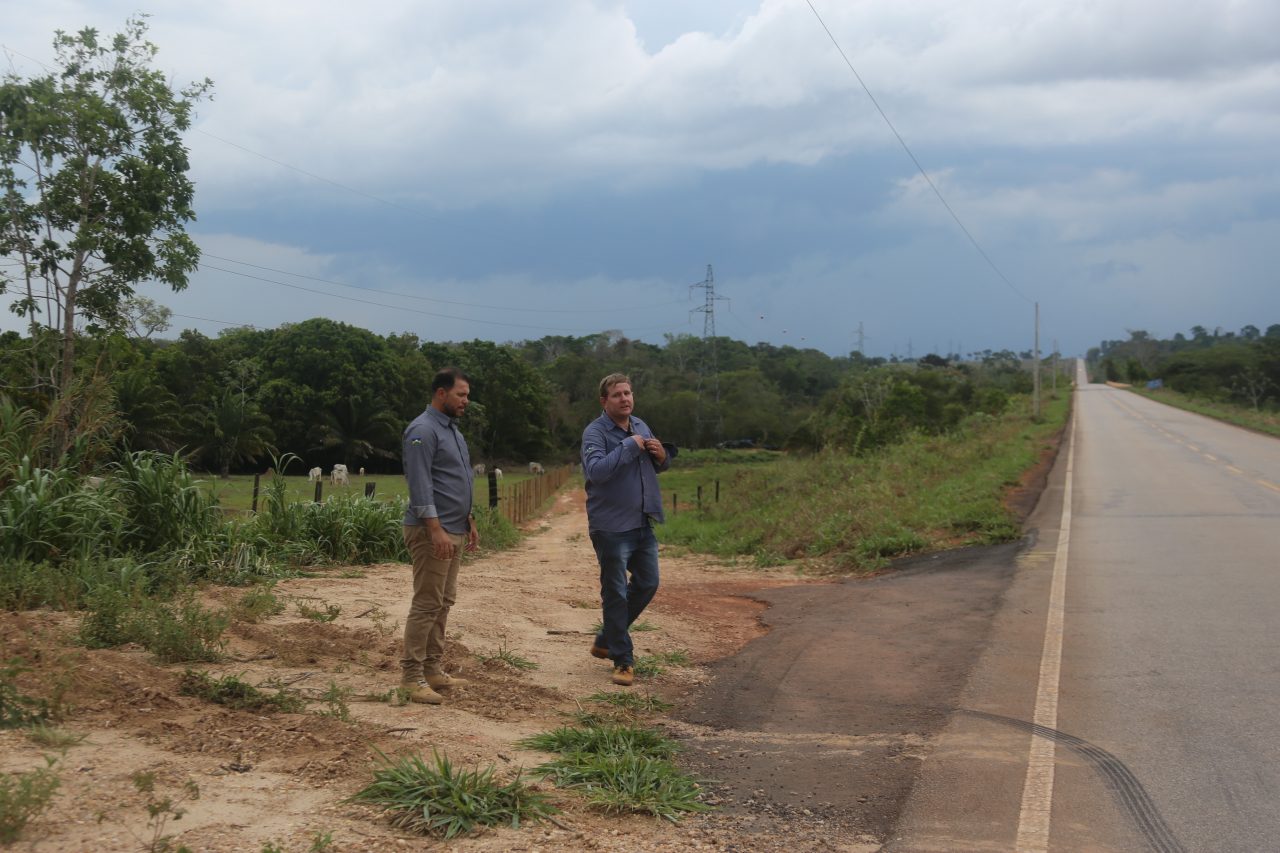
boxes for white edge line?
[1015,397,1076,851]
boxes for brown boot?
[424,672,469,690]
[611,665,635,687]
[590,644,610,660]
[400,679,444,705]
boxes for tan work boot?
[424,672,468,690]
[590,644,610,660]
[611,665,635,687]
[400,679,444,705]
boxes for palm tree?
[311,396,399,470]
[113,370,184,452]
[205,389,275,478]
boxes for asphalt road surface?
[686,366,1280,851]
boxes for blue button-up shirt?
[581,412,668,533]
[402,405,473,533]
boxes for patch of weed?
[347,750,558,839]
[0,757,60,843]
[475,643,538,671]
[231,584,284,623]
[295,600,342,622]
[0,659,49,729]
[316,681,352,721]
[24,723,86,750]
[585,692,672,714]
[519,723,676,759]
[178,670,305,713]
[633,651,690,677]
[532,753,709,822]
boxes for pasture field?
[203,471,534,512]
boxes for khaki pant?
[401,524,464,681]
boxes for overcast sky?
[3,1,1278,358]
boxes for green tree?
[0,17,212,414]
[203,388,274,479]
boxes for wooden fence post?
[314,480,323,503]
[488,470,499,509]
[251,473,260,513]
[715,479,720,502]
[364,482,375,498]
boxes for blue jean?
[591,526,660,667]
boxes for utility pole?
[690,264,728,446]
[1033,302,1042,420]
[1052,338,1059,394]
[854,321,865,355]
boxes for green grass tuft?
[518,723,677,759]
[532,753,709,823]
[347,750,558,839]
[0,758,61,843]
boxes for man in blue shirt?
[400,367,479,704]
[581,373,670,686]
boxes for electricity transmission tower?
[690,264,728,446]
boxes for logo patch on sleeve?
[410,438,423,446]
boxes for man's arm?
[581,419,644,483]
[405,424,458,560]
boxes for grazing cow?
[358,467,365,477]
[331,464,349,486]
[473,463,486,477]
[528,462,544,475]
[494,468,503,481]
[308,466,323,483]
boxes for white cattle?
[331,464,349,486]
[493,468,503,481]
[528,462,544,475]
[358,467,365,477]
[308,466,322,483]
[473,463,486,477]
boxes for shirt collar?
[427,406,456,428]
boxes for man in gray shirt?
[581,373,669,686]
[400,367,478,704]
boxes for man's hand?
[630,434,646,450]
[466,517,480,553]
[429,524,456,560]
[644,437,667,464]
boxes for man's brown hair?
[598,373,631,399]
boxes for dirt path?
[1,489,833,852]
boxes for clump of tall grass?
[78,588,227,663]
[179,670,305,713]
[348,750,558,839]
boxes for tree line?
[0,315,1045,477]
[1089,325,1280,410]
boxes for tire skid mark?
[963,711,1187,853]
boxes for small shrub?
[0,660,49,729]
[0,758,61,843]
[178,670,305,713]
[316,682,352,722]
[129,770,199,853]
[347,750,558,839]
[231,585,285,623]
[79,592,228,664]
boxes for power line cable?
[803,1,1034,305]
[200,253,685,314]
[198,262,674,335]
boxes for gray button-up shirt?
[402,405,473,533]
[581,412,668,533]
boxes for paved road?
[891,368,1280,851]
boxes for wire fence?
[485,466,575,525]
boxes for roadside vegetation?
[662,378,1069,572]
[1090,325,1279,437]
